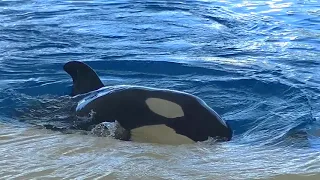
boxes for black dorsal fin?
[63,61,104,96]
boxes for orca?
[63,61,233,144]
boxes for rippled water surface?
[1,0,320,179]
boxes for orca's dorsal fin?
[63,61,104,96]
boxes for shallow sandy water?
[1,123,319,180]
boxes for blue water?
[0,0,319,149]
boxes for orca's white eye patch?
[145,98,184,118]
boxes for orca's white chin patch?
[145,98,184,118]
[130,125,195,145]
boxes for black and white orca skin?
[63,61,233,144]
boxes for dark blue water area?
[0,0,319,148]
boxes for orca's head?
[203,111,233,142]
[191,98,233,141]
[136,95,233,143]
[218,119,233,141]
